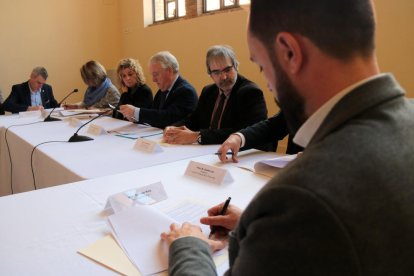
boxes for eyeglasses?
[209,65,234,77]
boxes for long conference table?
[0,140,276,275]
[0,113,219,195]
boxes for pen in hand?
[209,197,231,239]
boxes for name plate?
[134,138,163,153]
[87,123,106,136]
[69,117,82,127]
[184,160,233,185]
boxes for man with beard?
[161,0,414,275]
[163,45,267,145]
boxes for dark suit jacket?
[177,75,268,144]
[138,76,198,128]
[169,74,414,275]
[3,81,58,113]
[113,84,153,120]
[241,111,303,154]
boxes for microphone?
[44,89,79,122]
[68,109,111,142]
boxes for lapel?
[164,76,183,106]
[310,74,405,145]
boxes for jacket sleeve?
[3,85,29,113]
[169,237,217,276]
[139,84,198,129]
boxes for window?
[204,0,250,12]
[153,0,186,22]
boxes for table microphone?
[44,88,79,122]
[68,110,111,142]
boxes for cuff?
[234,132,246,147]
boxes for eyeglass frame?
[208,65,235,77]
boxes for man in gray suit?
[161,0,414,275]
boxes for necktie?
[158,90,168,110]
[210,93,226,129]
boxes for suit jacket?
[168,74,414,275]
[177,75,267,144]
[113,84,153,120]
[3,81,58,113]
[241,111,303,154]
[138,76,198,128]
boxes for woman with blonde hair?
[113,58,153,120]
[65,60,120,109]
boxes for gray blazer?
[168,74,414,275]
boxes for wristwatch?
[196,132,202,144]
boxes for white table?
[0,116,220,195]
[0,150,274,276]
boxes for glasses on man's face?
[209,65,234,77]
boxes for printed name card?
[19,110,42,118]
[69,117,82,127]
[184,160,233,185]
[104,182,168,215]
[134,138,163,153]
[87,123,106,136]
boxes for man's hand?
[163,126,198,144]
[200,203,242,239]
[217,134,242,163]
[161,222,226,252]
[119,104,136,122]
[27,105,44,111]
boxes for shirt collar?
[293,73,387,148]
[166,75,179,93]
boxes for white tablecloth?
[0,150,273,275]
[0,116,220,195]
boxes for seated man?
[163,45,267,145]
[119,51,198,129]
[3,67,58,113]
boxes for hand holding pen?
[200,197,242,239]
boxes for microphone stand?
[44,89,79,122]
[68,110,111,142]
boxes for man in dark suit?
[3,67,58,113]
[163,45,267,145]
[120,51,198,129]
[161,0,414,275]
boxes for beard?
[271,55,307,136]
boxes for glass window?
[204,0,250,13]
[153,0,186,22]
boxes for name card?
[69,117,82,127]
[134,138,163,153]
[184,160,233,185]
[19,110,42,118]
[87,123,106,136]
[104,182,168,215]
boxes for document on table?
[108,205,175,275]
[110,123,164,140]
[80,200,226,275]
[236,151,297,178]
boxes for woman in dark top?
[113,58,153,120]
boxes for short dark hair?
[249,0,376,60]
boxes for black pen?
[209,197,231,238]
[214,152,234,155]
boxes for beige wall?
[1,0,413,109]
[0,0,122,103]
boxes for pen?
[209,197,231,238]
[214,152,234,155]
[139,132,163,138]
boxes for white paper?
[255,154,297,169]
[108,205,177,275]
[18,110,42,118]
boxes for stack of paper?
[237,153,297,178]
